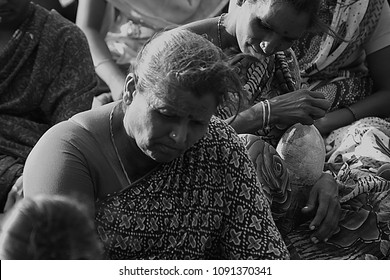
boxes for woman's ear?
[124,73,136,94]
[123,73,136,104]
[122,90,133,105]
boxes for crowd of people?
[0,0,389,260]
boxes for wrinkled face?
[124,86,217,162]
[0,0,30,25]
[235,0,310,57]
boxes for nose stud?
[170,132,177,138]
[260,42,274,55]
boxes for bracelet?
[265,99,271,129]
[260,100,271,130]
[94,58,112,69]
[261,101,266,129]
[345,105,358,122]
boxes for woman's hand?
[301,172,340,243]
[269,89,330,126]
[228,89,330,134]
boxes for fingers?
[308,90,326,99]
[311,97,331,112]
[310,197,341,243]
[301,188,318,219]
[308,106,327,120]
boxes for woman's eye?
[256,19,272,31]
[158,110,176,118]
[192,120,207,126]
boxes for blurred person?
[0,195,103,259]
[76,0,229,105]
[0,0,102,214]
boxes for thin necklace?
[109,105,132,185]
[217,13,226,49]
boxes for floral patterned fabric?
[95,115,289,260]
[0,3,101,210]
[240,134,293,234]
[283,0,390,259]
[285,118,390,260]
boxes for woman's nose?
[260,41,277,55]
[170,123,188,145]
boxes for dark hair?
[0,195,103,260]
[132,29,243,107]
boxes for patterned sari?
[95,116,289,260]
[0,3,101,210]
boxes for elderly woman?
[23,29,289,260]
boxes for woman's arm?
[314,46,390,135]
[226,89,330,134]
[76,0,125,101]
[23,122,96,211]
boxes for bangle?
[345,106,358,122]
[260,100,271,130]
[94,58,112,69]
[261,101,266,129]
[265,99,271,129]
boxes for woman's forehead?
[146,87,217,115]
[256,1,311,37]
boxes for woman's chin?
[147,147,182,163]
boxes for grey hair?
[132,29,243,107]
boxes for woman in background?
[0,0,101,214]
[76,0,229,105]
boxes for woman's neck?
[113,105,159,183]
[220,13,239,50]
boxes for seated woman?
[0,0,102,213]
[22,29,289,259]
[0,195,103,259]
[286,0,390,260]
[181,0,339,246]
